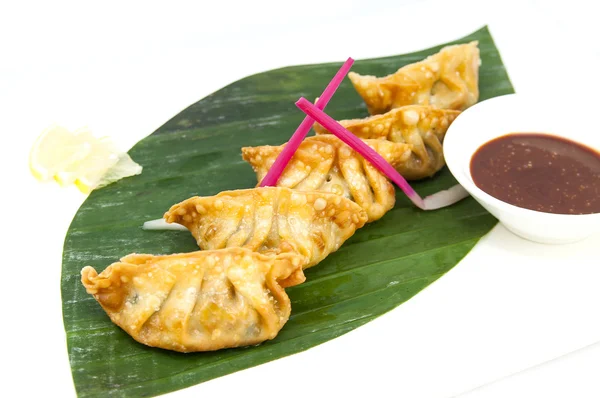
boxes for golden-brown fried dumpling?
[241,136,412,223]
[349,42,480,114]
[314,105,460,180]
[81,248,305,352]
[164,187,367,269]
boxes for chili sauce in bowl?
[443,94,600,244]
[470,133,600,215]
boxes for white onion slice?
[142,218,188,231]
[423,184,470,210]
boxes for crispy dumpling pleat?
[164,187,367,269]
[314,105,460,179]
[349,42,480,114]
[81,248,305,352]
[241,136,412,223]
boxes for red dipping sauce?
[470,133,600,215]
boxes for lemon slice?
[29,125,93,182]
[29,125,143,193]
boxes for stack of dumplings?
[81,41,480,353]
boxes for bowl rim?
[444,93,600,220]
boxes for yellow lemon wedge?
[29,125,143,193]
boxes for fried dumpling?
[164,187,367,269]
[81,248,305,352]
[349,42,480,114]
[314,105,460,180]
[241,136,412,222]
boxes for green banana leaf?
[62,26,514,397]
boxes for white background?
[1,0,599,397]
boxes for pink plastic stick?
[259,58,354,187]
[295,97,427,209]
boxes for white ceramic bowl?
[444,94,600,244]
